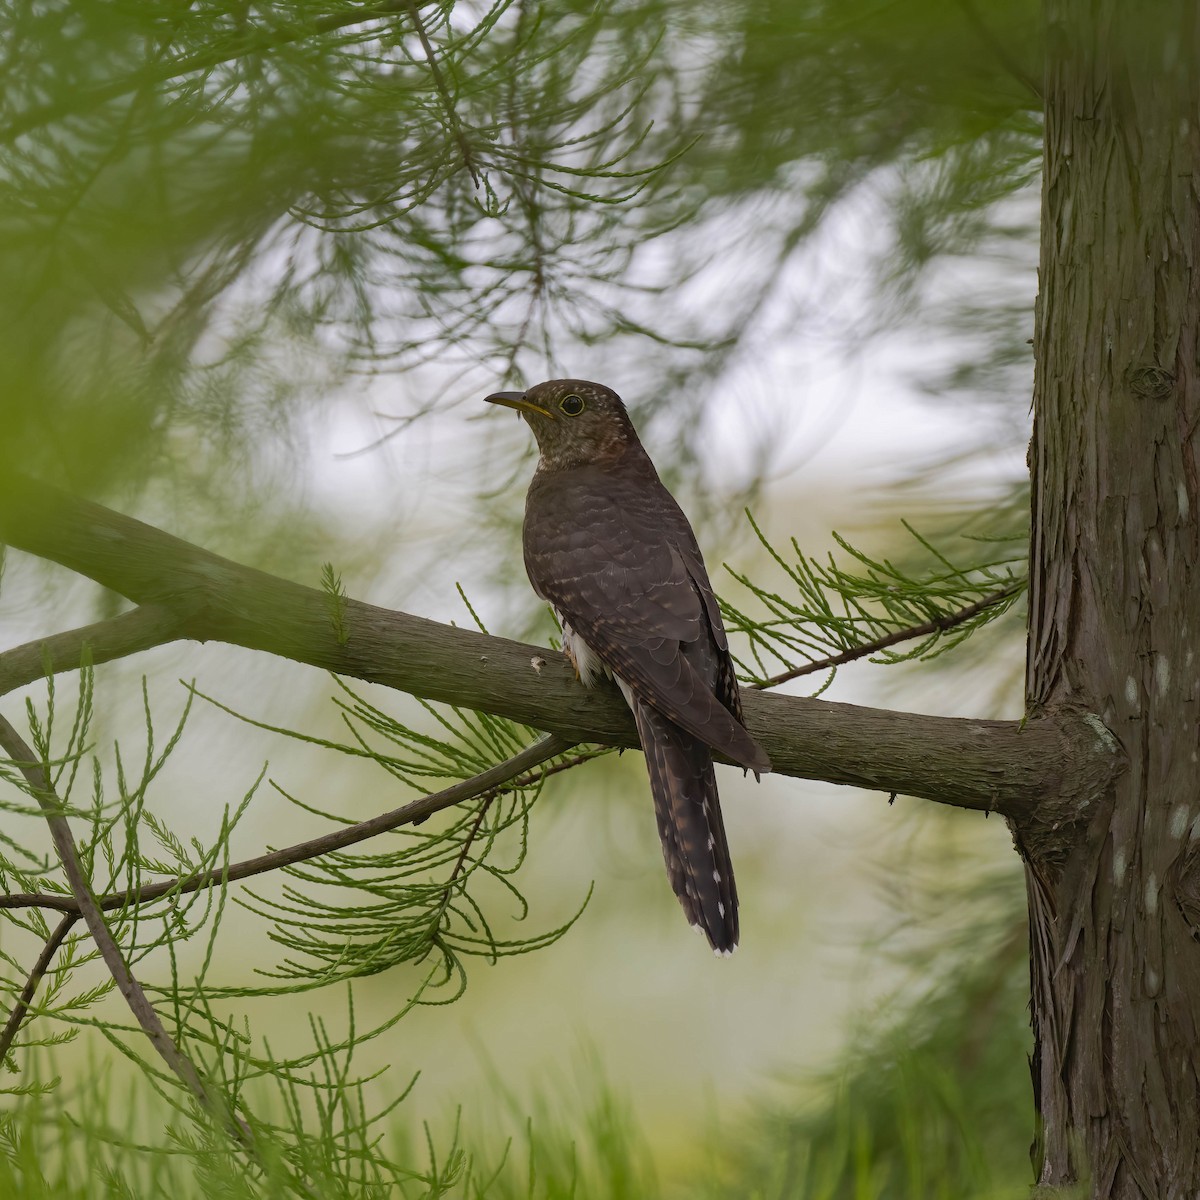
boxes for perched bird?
[485,378,770,954]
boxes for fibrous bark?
[1024,4,1200,1192]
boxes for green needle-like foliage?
[722,514,1025,690]
[0,663,597,1192]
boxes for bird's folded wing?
[597,625,770,773]
[525,467,770,772]
[530,548,769,772]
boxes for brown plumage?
[485,378,770,954]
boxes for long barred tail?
[629,694,739,955]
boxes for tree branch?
[0,714,228,1119]
[0,733,575,915]
[0,471,1115,820]
[0,605,184,697]
[750,583,1024,690]
[0,911,78,1062]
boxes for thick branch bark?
[0,472,1113,820]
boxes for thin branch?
[0,911,78,1062]
[0,734,576,915]
[750,583,1023,690]
[0,714,242,1135]
[430,794,498,930]
[0,606,185,698]
[0,471,1112,818]
[406,1,481,187]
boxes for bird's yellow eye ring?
[559,394,585,416]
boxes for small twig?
[0,734,578,915]
[406,1,480,186]
[751,584,1022,691]
[0,911,78,1062]
[509,748,602,788]
[430,794,497,931]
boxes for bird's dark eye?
[559,394,585,416]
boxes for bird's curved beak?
[483,390,556,419]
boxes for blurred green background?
[0,1,1044,1195]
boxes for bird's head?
[484,379,639,469]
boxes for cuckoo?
[485,378,771,954]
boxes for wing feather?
[524,460,770,773]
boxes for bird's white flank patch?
[559,616,608,688]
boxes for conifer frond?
[723,513,1026,689]
[186,678,593,997]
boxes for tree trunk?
[1024,2,1200,1193]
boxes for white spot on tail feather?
[1145,874,1159,914]
[712,870,721,882]
[717,902,725,917]
[1125,676,1139,709]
